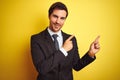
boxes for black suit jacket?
[31,28,96,80]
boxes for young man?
[31,2,100,80]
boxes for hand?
[62,35,74,52]
[88,36,100,57]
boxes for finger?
[95,43,100,49]
[94,36,100,43]
[67,35,74,41]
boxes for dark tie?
[52,34,59,50]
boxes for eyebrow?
[52,14,66,19]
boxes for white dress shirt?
[47,28,68,56]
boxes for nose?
[56,18,60,24]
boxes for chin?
[54,30,59,32]
[53,28,60,32]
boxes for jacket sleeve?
[72,37,96,71]
[31,35,66,75]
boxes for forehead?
[52,9,67,17]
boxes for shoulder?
[31,32,42,40]
[62,31,77,41]
[62,31,71,38]
[31,29,48,40]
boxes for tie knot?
[52,34,58,39]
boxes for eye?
[53,14,58,18]
[61,17,66,20]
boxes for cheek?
[61,21,65,25]
[50,18,56,23]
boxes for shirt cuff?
[59,48,68,56]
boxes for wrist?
[88,50,95,58]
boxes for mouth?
[54,24,61,28]
[55,23,60,26]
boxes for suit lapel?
[42,29,70,54]
[43,29,56,51]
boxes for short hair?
[48,2,68,18]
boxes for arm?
[72,37,96,71]
[31,36,66,75]
[73,36,100,71]
[61,35,95,71]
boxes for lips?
[53,23,61,28]
[54,23,61,27]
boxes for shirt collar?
[47,27,62,37]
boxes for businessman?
[31,2,100,80]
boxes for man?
[31,2,100,80]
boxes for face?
[49,9,67,32]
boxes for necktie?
[52,34,59,50]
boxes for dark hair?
[48,2,68,17]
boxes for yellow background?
[0,0,120,80]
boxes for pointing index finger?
[95,36,100,43]
[67,35,74,41]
